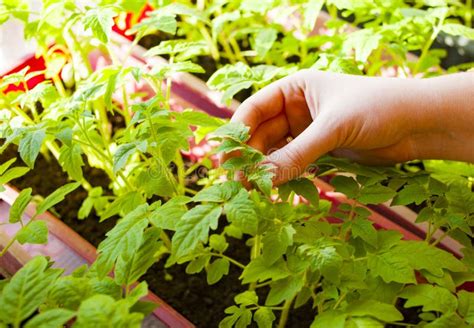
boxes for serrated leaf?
[149,196,189,230]
[128,14,177,36]
[391,184,429,206]
[458,290,474,324]
[331,175,359,198]
[392,241,466,276]
[254,28,277,58]
[351,218,377,246]
[113,143,137,173]
[115,228,161,286]
[241,257,289,284]
[254,307,275,328]
[19,129,45,169]
[58,144,84,181]
[358,184,396,204]
[347,300,403,322]
[210,122,250,143]
[441,23,474,40]
[310,310,347,328]
[17,220,48,244]
[9,187,32,223]
[262,225,295,265]
[206,258,230,284]
[36,182,80,215]
[96,205,149,278]
[344,29,382,62]
[368,253,415,284]
[194,181,241,203]
[24,309,75,328]
[266,275,304,306]
[399,285,458,313]
[224,188,258,235]
[83,7,117,43]
[287,178,319,207]
[0,257,61,326]
[234,291,258,306]
[172,204,222,258]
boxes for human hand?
[225,70,474,185]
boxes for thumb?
[265,119,335,185]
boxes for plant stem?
[121,85,132,126]
[0,214,37,257]
[209,252,246,269]
[249,235,262,290]
[277,296,295,328]
[466,0,472,28]
[414,11,446,75]
[332,291,347,310]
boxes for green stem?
[218,35,237,64]
[414,12,446,75]
[466,0,472,28]
[121,85,132,126]
[209,252,246,269]
[198,23,220,60]
[277,296,295,328]
[160,231,172,250]
[0,214,37,257]
[333,291,347,310]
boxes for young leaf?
[83,7,118,43]
[113,143,137,173]
[0,257,61,326]
[224,189,258,235]
[346,300,403,322]
[358,184,396,205]
[17,220,48,244]
[206,258,230,284]
[24,309,75,328]
[254,28,277,58]
[262,225,296,265]
[36,182,81,215]
[210,122,250,143]
[9,187,32,223]
[399,285,458,313]
[19,129,46,169]
[287,178,319,207]
[331,175,359,199]
[441,24,474,40]
[0,166,30,186]
[115,228,161,287]
[458,290,474,324]
[193,181,241,203]
[367,253,415,284]
[172,204,222,259]
[310,310,347,328]
[266,275,304,306]
[351,218,377,246]
[96,205,149,278]
[254,307,275,328]
[58,144,84,181]
[241,257,290,284]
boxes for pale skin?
[226,70,474,185]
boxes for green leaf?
[441,23,474,40]
[9,187,32,223]
[96,205,149,278]
[36,182,81,215]
[172,204,222,258]
[206,258,230,284]
[358,184,396,205]
[424,313,467,328]
[113,143,137,173]
[145,40,207,58]
[254,307,275,328]
[241,257,289,284]
[17,220,48,244]
[58,144,84,181]
[367,253,415,284]
[128,14,177,36]
[19,129,46,169]
[0,166,30,185]
[24,309,75,328]
[391,184,429,206]
[0,257,61,326]
[75,295,143,328]
[458,290,474,324]
[266,275,304,306]
[149,196,189,230]
[287,178,319,207]
[331,175,359,198]
[310,310,347,328]
[235,291,258,306]
[392,241,466,276]
[210,122,250,143]
[219,305,252,328]
[194,181,241,203]
[262,225,296,265]
[224,189,258,235]
[351,218,377,246]
[344,29,382,62]
[254,28,277,58]
[346,300,403,322]
[0,158,17,175]
[83,7,118,43]
[115,228,161,287]
[399,285,458,313]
